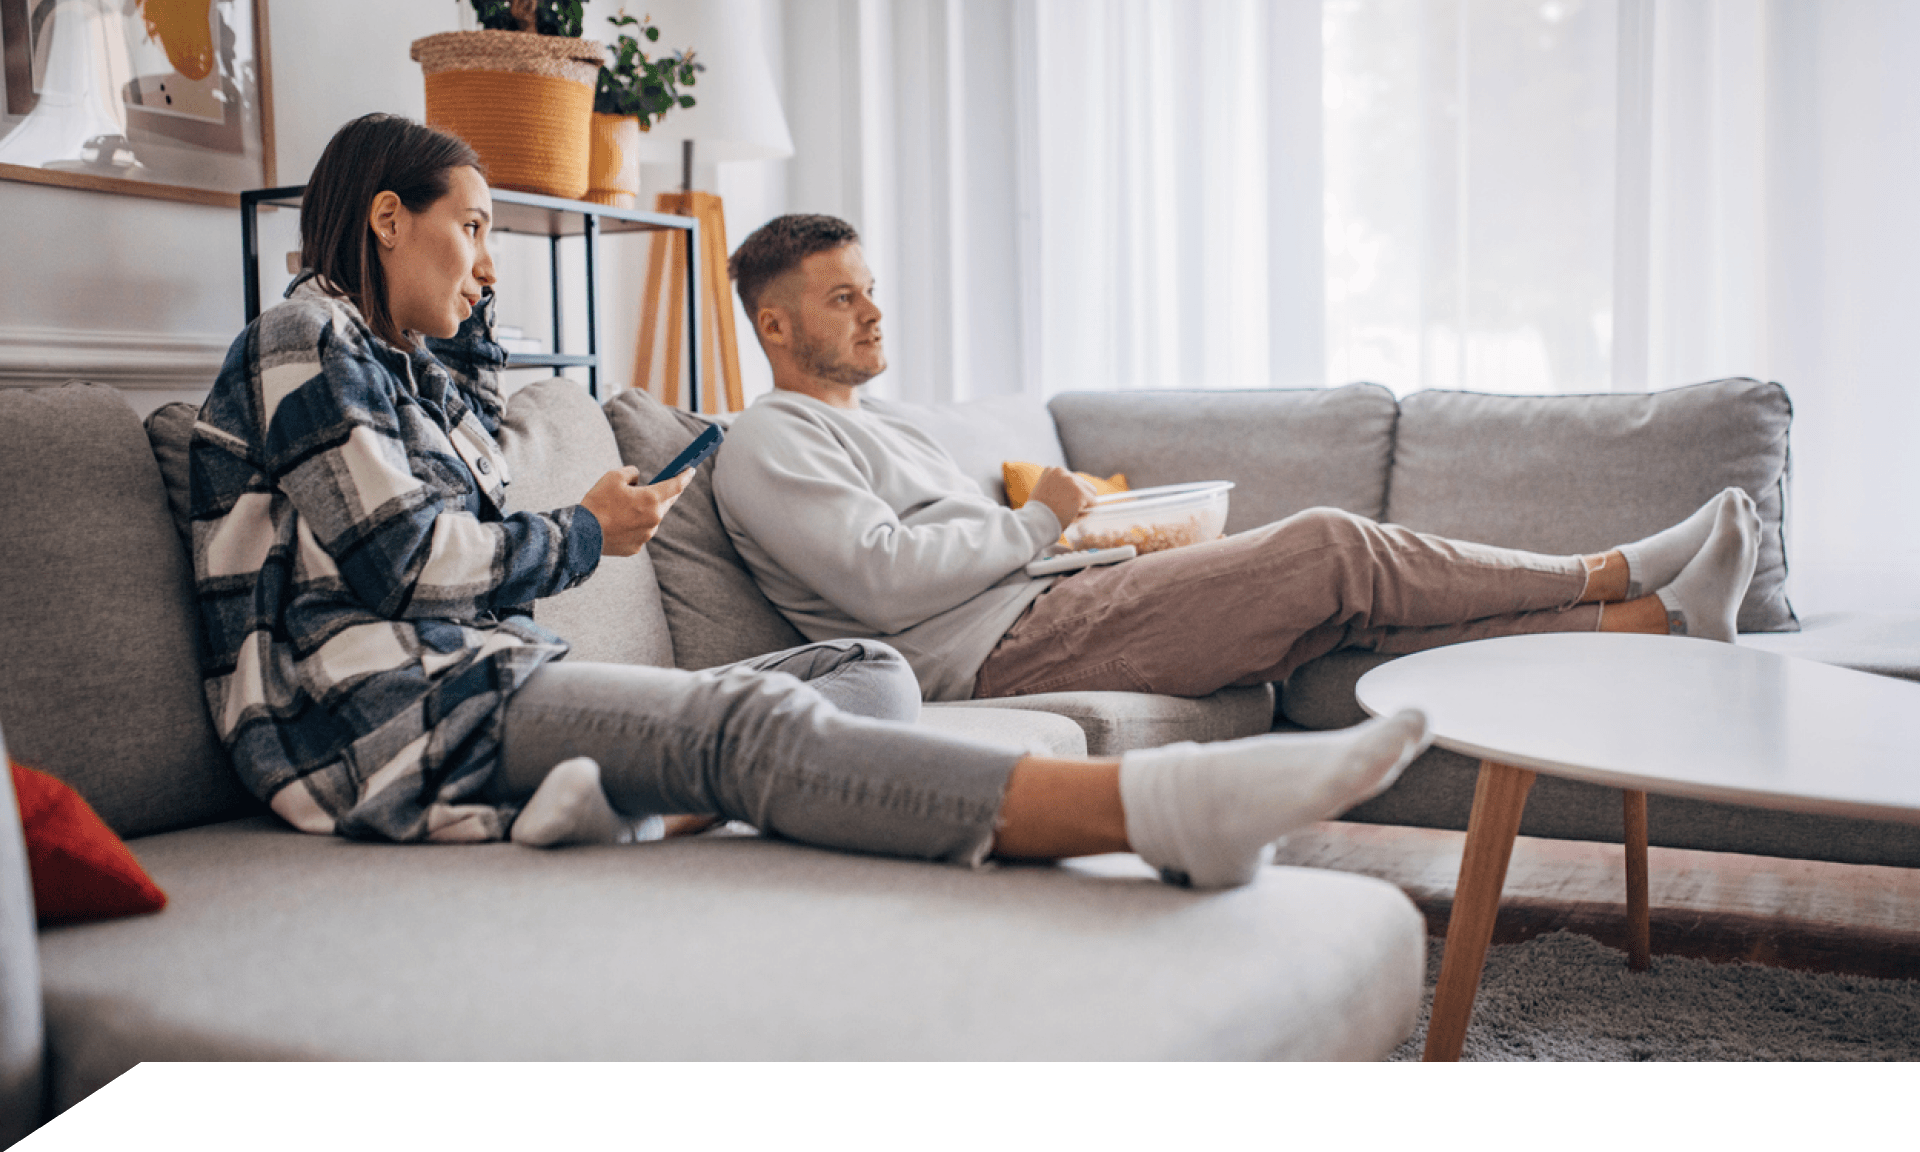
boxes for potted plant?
[586,11,701,207]
[410,0,607,200]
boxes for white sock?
[1654,490,1759,643]
[509,757,664,848]
[1616,488,1749,600]
[1118,710,1432,890]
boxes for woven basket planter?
[411,30,606,200]
[586,113,644,207]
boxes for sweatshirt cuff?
[1016,501,1066,550]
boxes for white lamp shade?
[623,0,793,164]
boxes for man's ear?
[368,190,403,249]
[756,302,790,349]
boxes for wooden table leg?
[1622,789,1651,971]
[1423,759,1535,1062]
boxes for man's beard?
[792,326,882,386]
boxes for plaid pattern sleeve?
[189,279,602,842]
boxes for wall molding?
[0,326,230,389]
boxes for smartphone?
[648,424,724,485]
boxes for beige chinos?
[971,507,1599,700]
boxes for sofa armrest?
[0,729,45,1145]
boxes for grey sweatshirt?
[711,390,1062,700]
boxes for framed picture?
[0,0,274,207]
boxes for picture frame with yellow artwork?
[0,0,274,208]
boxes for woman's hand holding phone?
[580,466,693,557]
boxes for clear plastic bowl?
[1062,481,1234,555]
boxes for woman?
[189,113,1431,890]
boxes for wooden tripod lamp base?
[634,189,745,413]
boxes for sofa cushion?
[39,818,1423,1099]
[1048,385,1401,531]
[1384,378,1797,632]
[493,378,675,667]
[143,402,196,544]
[1280,651,1395,731]
[0,732,44,1146]
[0,384,250,838]
[603,390,808,670]
[869,395,1070,505]
[919,704,1088,757]
[1736,612,1920,682]
[932,685,1275,756]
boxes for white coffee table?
[1355,632,1920,1062]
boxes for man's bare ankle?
[1599,594,1669,635]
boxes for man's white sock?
[510,757,663,848]
[1117,711,1432,890]
[1617,487,1748,600]
[1654,491,1759,643]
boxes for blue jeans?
[492,641,1023,865]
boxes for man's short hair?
[729,214,862,318]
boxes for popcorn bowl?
[1062,481,1234,555]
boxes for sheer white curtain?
[1316,0,1920,613]
[777,0,1920,612]
[776,0,1324,403]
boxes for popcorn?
[1070,514,1217,555]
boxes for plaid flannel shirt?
[190,276,602,842]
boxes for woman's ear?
[368,190,403,251]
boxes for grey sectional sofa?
[0,379,1421,1141]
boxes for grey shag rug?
[1389,930,1920,1061]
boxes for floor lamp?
[630,0,793,413]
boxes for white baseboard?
[0,326,230,389]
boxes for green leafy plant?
[466,0,589,38]
[594,10,701,128]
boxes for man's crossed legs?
[971,490,1759,700]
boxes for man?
[711,214,1760,708]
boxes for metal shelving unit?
[240,186,702,405]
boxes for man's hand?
[580,466,693,557]
[1030,466,1100,530]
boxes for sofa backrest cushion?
[1048,385,1401,532]
[603,390,808,670]
[493,378,675,667]
[867,395,1070,505]
[1385,378,1797,632]
[0,384,251,837]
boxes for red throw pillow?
[10,761,167,927]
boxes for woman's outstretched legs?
[494,641,1434,888]
[507,640,922,847]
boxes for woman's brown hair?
[300,113,483,348]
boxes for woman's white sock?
[1617,487,1748,600]
[1654,491,1759,643]
[1118,710,1432,890]
[510,757,663,848]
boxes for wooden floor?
[1271,822,1920,981]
